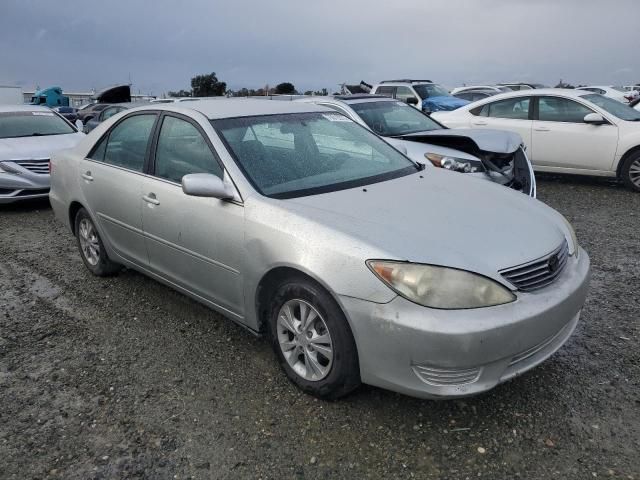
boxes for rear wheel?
[620,151,640,192]
[74,208,120,276]
[267,278,360,399]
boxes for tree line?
[167,72,329,98]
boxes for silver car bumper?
[0,169,50,204]
[340,248,590,399]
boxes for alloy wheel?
[78,218,100,266]
[629,158,640,188]
[276,299,333,381]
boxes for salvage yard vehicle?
[297,95,536,196]
[450,86,512,95]
[0,105,84,203]
[575,86,631,103]
[83,102,149,133]
[370,79,469,113]
[50,100,590,400]
[432,89,640,191]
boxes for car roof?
[376,81,433,86]
[128,98,330,119]
[0,104,53,114]
[299,95,397,106]
[473,88,593,102]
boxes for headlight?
[425,153,482,173]
[367,261,516,309]
[559,215,579,258]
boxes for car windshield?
[213,112,418,199]
[0,111,76,139]
[582,94,640,121]
[351,100,443,136]
[413,84,450,98]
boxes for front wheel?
[268,278,360,399]
[620,151,640,192]
[75,208,121,276]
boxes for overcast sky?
[1,0,638,96]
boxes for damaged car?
[297,95,536,197]
[50,100,589,400]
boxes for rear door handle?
[81,171,93,181]
[472,121,488,126]
[143,193,160,206]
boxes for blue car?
[371,80,470,114]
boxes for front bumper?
[0,160,51,204]
[0,171,50,204]
[340,248,590,399]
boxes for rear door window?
[375,86,396,98]
[477,97,531,119]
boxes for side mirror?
[182,173,234,200]
[584,113,607,125]
[75,119,84,130]
[405,97,419,106]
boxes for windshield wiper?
[9,132,60,138]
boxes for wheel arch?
[617,145,640,177]
[68,200,85,235]
[254,266,353,336]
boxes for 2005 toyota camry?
[50,100,590,399]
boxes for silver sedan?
[50,100,590,399]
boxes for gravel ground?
[1,175,639,480]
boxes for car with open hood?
[432,89,640,191]
[49,99,590,400]
[297,95,536,197]
[0,105,85,203]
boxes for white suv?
[370,79,469,113]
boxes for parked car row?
[432,89,640,191]
[296,95,536,196]
[41,99,591,401]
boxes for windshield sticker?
[322,113,352,122]
[32,112,54,116]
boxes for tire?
[267,277,360,400]
[74,208,121,276]
[620,151,640,192]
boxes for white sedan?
[575,86,632,103]
[432,89,640,191]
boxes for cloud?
[1,0,639,94]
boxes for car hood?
[0,132,85,161]
[281,169,566,283]
[398,128,523,154]
[423,95,469,111]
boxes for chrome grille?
[14,159,49,175]
[412,365,481,386]
[500,240,569,292]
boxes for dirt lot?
[1,175,639,480]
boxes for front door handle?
[472,120,488,126]
[143,193,160,206]
[81,171,93,181]
[534,126,550,132]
